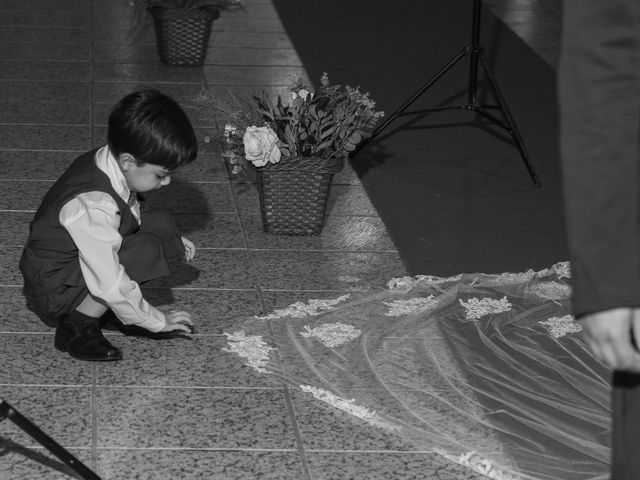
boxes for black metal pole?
[468,0,481,105]
[350,0,541,187]
[0,400,102,480]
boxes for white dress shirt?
[59,146,166,332]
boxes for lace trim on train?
[383,296,436,316]
[255,294,351,319]
[539,315,582,338]
[528,281,571,300]
[438,450,520,480]
[300,385,376,420]
[222,331,276,373]
[300,322,361,347]
[459,296,512,319]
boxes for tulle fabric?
[223,262,610,480]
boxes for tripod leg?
[0,400,102,480]
[352,45,470,156]
[478,52,541,187]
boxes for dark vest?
[19,149,139,296]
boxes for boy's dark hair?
[107,88,198,170]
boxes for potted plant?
[130,0,242,66]
[197,73,385,235]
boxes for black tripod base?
[353,0,541,188]
[0,400,102,480]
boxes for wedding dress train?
[223,262,609,480]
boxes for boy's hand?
[161,310,194,334]
[182,236,196,261]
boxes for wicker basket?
[149,5,220,66]
[256,156,344,235]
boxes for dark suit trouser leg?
[612,373,640,479]
[559,1,640,477]
[118,209,185,284]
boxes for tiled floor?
[0,1,560,479]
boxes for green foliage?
[197,73,384,174]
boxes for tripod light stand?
[1,400,102,480]
[354,0,541,187]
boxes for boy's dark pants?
[33,209,185,326]
[559,0,640,477]
[118,210,185,284]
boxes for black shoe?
[100,309,124,332]
[120,324,192,340]
[55,313,122,362]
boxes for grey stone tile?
[176,212,244,249]
[93,100,206,129]
[208,31,295,49]
[0,100,90,125]
[0,10,89,28]
[95,335,281,388]
[95,387,297,449]
[250,250,407,291]
[0,248,24,285]
[0,125,90,150]
[0,386,93,447]
[219,3,280,19]
[0,286,45,332]
[94,44,302,67]
[0,42,90,62]
[0,25,90,43]
[143,180,234,214]
[241,214,398,252]
[0,62,90,81]
[327,185,379,216]
[204,47,303,67]
[211,16,285,33]
[173,152,230,183]
[0,334,94,385]
[96,449,306,480]
[141,287,263,334]
[92,63,205,84]
[0,181,51,210]
[306,452,486,480]
[0,151,75,181]
[144,249,259,290]
[333,163,361,185]
[0,211,31,247]
[0,0,88,12]
[92,81,289,106]
[0,81,90,103]
[201,66,306,86]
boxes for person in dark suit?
[559,0,640,477]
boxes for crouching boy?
[19,88,197,362]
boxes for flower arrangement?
[129,0,243,43]
[198,73,384,174]
[131,0,242,16]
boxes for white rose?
[243,126,282,167]
[298,89,310,100]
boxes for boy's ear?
[117,153,137,171]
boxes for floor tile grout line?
[280,372,313,480]
[88,3,100,472]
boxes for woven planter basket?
[255,156,344,235]
[149,5,220,66]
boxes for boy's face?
[119,154,173,193]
